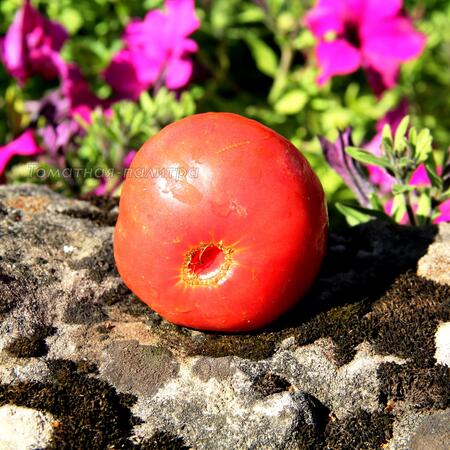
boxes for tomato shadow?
[139,220,439,363]
[266,219,438,331]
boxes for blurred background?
[0,0,449,227]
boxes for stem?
[403,191,417,226]
[390,157,417,226]
[268,42,293,103]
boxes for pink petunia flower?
[60,64,102,123]
[0,130,43,175]
[385,177,450,224]
[435,200,450,223]
[123,150,137,169]
[305,0,426,92]
[409,163,430,186]
[104,0,200,99]
[408,164,449,223]
[0,0,68,84]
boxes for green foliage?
[6,88,196,195]
[72,88,196,195]
[340,118,449,226]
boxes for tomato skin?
[114,113,327,332]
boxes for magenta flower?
[104,0,200,99]
[305,0,426,92]
[408,165,450,223]
[435,200,450,223]
[409,163,430,186]
[0,0,68,84]
[123,150,137,169]
[60,64,102,122]
[384,165,450,224]
[319,128,373,206]
[0,130,43,175]
[26,88,88,164]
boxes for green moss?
[140,431,189,449]
[323,410,393,450]
[63,298,107,325]
[294,301,369,365]
[294,393,330,450]
[366,273,450,367]
[378,362,450,410]
[0,360,140,449]
[252,372,292,397]
[68,239,116,283]
[154,323,283,360]
[4,326,56,358]
[0,267,27,318]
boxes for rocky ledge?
[0,184,449,450]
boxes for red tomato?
[114,113,327,332]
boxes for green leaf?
[394,115,409,153]
[440,188,450,201]
[139,92,155,113]
[425,164,443,190]
[335,203,372,226]
[416,191,432,224]
[391,194,407,223]
[59,8,83,34]
[274,90,308,115]
[237,4,265,23]
[345,147,392,169]
[245,36,278,77]
[415,128,433,162]
[408,126,417,146]
[336,202,394,226]
[369,192,386,212]
[276,12,296,33]
[129,111,145,136]
[382,123,393,150]
[392,184,414,195]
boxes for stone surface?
[418,222,450,285]
[0,184,448,449]
[435,322,450,367]
[0,404,55,450]
[389,409,450,450]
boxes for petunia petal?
[165,56,193,90]
[106,0,199,94]
[320,128,373,206]
[128,12,167,49]
[434,199,450,224]
[104,50,149,100]
[304,2,344,38]
[409,163,430,187]
[0,0,68,84]
[363,18,426,62]
[361,0,402,26]
[0,129,43,175]
[166,0,200,37]
[316,39,361,85]
[367,165,395,194]
[123,150,137,169]
[61,64,101,116]
[365,58,399,90]
[342,0,367,23]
